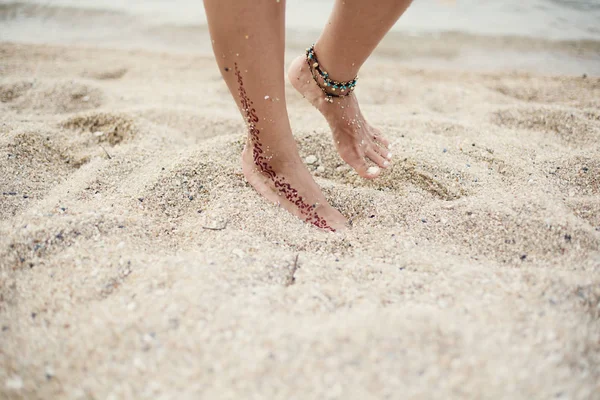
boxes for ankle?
[306,45,358,102]
[312,43,360,82]
[243,140,301,171]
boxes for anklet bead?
[305,44,358,100]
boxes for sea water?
[1,0,599,74]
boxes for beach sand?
[1,41,599,399]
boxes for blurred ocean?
[1,0,599,74]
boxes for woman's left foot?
[288,55,392,179]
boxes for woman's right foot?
[231,61,345,232]
[241,144,347,232]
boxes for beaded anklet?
[306,44,357,103]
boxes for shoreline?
[2,2,600,76]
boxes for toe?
[343,152,382,179]
[373,142,392,161]
[366,148,390,169]
[372,129,391,149]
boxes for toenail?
[367,166,380,176]
[387,152,392,159]
[383,161,390,167]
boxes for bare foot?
[288,56,392,179]
[241,144,347,232]
[232,61,345,232]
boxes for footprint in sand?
[296,131,468,201]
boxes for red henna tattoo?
[234,63,334,232]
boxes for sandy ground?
[1,41,599,399]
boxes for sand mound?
[135,108,244,141]
[549,155,600,196]
[490,75,600,107]
[0,128,82,220]
[566,197,600,229]
[82,67,128,81]
[492,107,600,146]
[61,111,137,146]
[433,201,599,265]
[139,149,238,220]
[0,79,103,113]
[0,80,33,102]
[1,213,125,271]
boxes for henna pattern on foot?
[235,63,335,232]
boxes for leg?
[203,0,346,231]
[288,0,413,179]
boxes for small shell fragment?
[367,166,380,176]
[305,155,318,164]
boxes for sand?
[0,41,599,399]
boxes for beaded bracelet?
[306,45,357,103]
